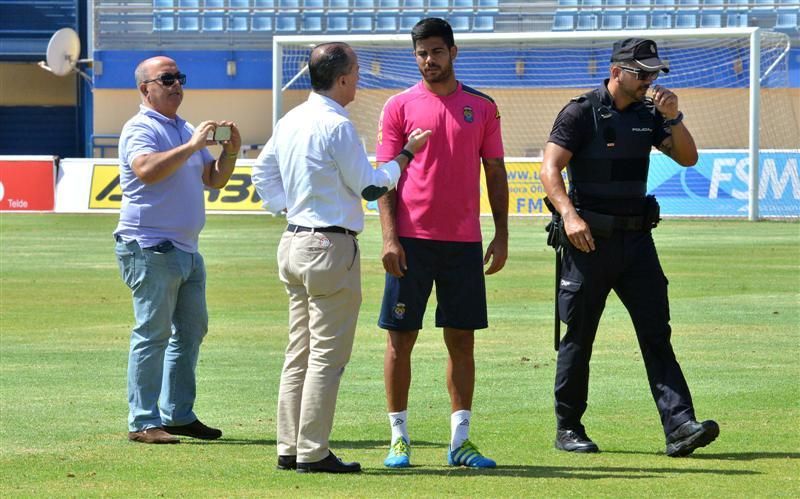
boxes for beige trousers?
[276,230,361,462]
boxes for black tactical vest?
[567,87,659,215]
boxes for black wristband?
[663,111,684,127]
[399,149,414,161]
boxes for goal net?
[273,29,799,219]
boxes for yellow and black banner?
[88,160,557,214]
[89,163,263,212]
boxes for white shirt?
[252,92,401,232]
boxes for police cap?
[610,38,670,73]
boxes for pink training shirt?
[376,81,504,242]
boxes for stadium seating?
[698,0,723,28]
[553,13,575,30]
[351,0,375,32]
[776,0,799,32]
[428,0,450,18]
[274,0,299,32]
[624,0,649,29]
[449,0,474,31]
[399,0,424,30]
[375,0,400,32]
[301,0,324,32]
[127,0,800,37]
[326,0,349,32]
[453,0,475,12]
[752,0,777,15]
[604,0,627,10]
[651,0,675,29]
[154,0,176,31]
[177,0,200,31]
[726,11,749,27]
[775,7,799,32]
[675,0,698,28]
[626,12,649,29]
[552,0,578,31]
[577,0,601,30]
[599,0,625,30]
[252,0,275,32]
[228,0,250,31]
[473,0,498,32]
[601,13,623,30]
[675,12,697,28]
[577,13,600,30]
[203,0,225,31]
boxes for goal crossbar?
[273,28,794,220]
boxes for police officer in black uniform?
[541,39,719,457]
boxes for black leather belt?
[612,215,645,231]
[578,210,646,238]
[287,224,357,236]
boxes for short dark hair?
[308,42,353,92]
[411,18,455,50]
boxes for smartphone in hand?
[213,125,231,142]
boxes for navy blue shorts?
[378,237,488,331]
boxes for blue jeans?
[115,238,208,432]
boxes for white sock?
[389,410,408,444]
[450,409,471,449]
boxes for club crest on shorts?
[392,302,406,320]
[463,106,474,123]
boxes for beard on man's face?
[420,61,453,83]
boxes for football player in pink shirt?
[375,18,509,469]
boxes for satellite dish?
[38,27,93,85]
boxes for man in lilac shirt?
[114,56,241,444]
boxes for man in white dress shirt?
[252,42,431,474]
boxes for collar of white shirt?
[308,91,349,119]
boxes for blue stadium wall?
[94,47,800,90]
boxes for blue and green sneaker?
[384,437,411,468]
[447,439,496,468]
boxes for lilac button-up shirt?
[114,105,214,253]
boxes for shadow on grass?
[363,464,761,479]
[183,439,444,449]
[184,438,276,446]
[603,450,800,461]
[687,452,800,461]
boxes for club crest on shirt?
[463,106,474,123]
[392,302,406,320]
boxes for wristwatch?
[663,111,684,127]
[399,149,414,161]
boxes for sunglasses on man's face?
[143,72,187,87]
[619,66,659,81]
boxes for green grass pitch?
[1,214,798,497]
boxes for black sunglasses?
[618,66,659,81]
[143,72,187,87]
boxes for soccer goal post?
[273,28,798,219]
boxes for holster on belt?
[644,194,662,229]
[544,197,568,250]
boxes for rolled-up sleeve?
[252,137,287,214]
[331,121,401,201]
[123,122,159,166]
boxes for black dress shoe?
[277,455,297,470]
[666,419,719,457]
[555,429,600,453]
[163,419,222,440]
[296,451,361,474]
